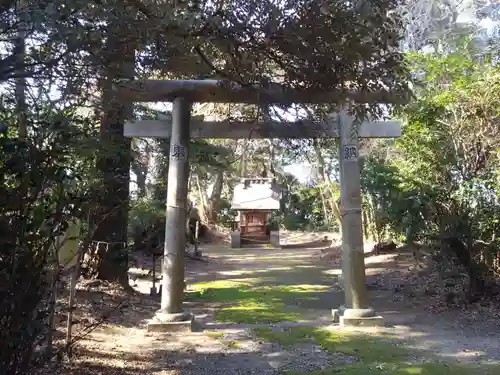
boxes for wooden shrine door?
[240,211,269,244]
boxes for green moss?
[190,279,499,375]
[296,363,499,375]
[222,340,240,348]
[205,331,224,339]
[254,326,408,362]
[313,329,409,363]
[188,280,327,324]
[253,326,500,375]
[216,301,303,323]
[253,326,317,347]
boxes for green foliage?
[189,140,233,170]
[362,46,499,297]
[280,174,329,230]
[212,198,235,228]
[128,196,165,251]
[267,211,280,231]
[0,107,96,373]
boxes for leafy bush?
[0,111,93,373]
[361,49,500,299]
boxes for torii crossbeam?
[114,79,408,104]
[124,118,401,139]
[117,79,403,331]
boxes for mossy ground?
[253,325,500,375]
[189,279,500,375]
[187,279,327,323]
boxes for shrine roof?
[231,178,281,211]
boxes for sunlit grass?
[217,300,303,323]
[222,340,240,348]
[254,326,408,362]
[204,331,224,339]
[253,326,500,375]
[190,277,499,375]
[217,266,294,276]
[225,254,313,262]
[299,363,498,375]
[187,280,328,323]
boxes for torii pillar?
[332,108,390,327]
[148,97,195,332]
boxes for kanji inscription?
[171,144,186,160]
[342,145,358,161]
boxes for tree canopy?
[1,0,499,373]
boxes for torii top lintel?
[114,79,408,105]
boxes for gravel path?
[144,326,357,375]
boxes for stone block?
[147,311,195,333]
[332,306,384,328]
[230,231,241,248]
[270,231,280,248]
[337,274,345,288]
[339,315,384,327]
[147,319,194,333]
[331,308,343,323]
[150,286,158,297]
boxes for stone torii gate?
[116,79,402,330]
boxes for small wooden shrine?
[230,178,281,248]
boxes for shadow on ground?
[60,237,500,375]
[60,324,500,375]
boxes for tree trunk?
[195,175,209,223]
[131,159,148,198]
[91,25,135,283]
[15,0,27,138]
[313,139,341,232]
[318,183,330,227]
[362,205,369,240]
[240,139,248,177]
[207,170,223,223]
[43,263,59,359]
[131,139,150,197]
[153,150,169,202]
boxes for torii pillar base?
[332,306,384,328]
[147,311,194,333]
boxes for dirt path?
[62,234,500,374]
[195,245,500,362]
